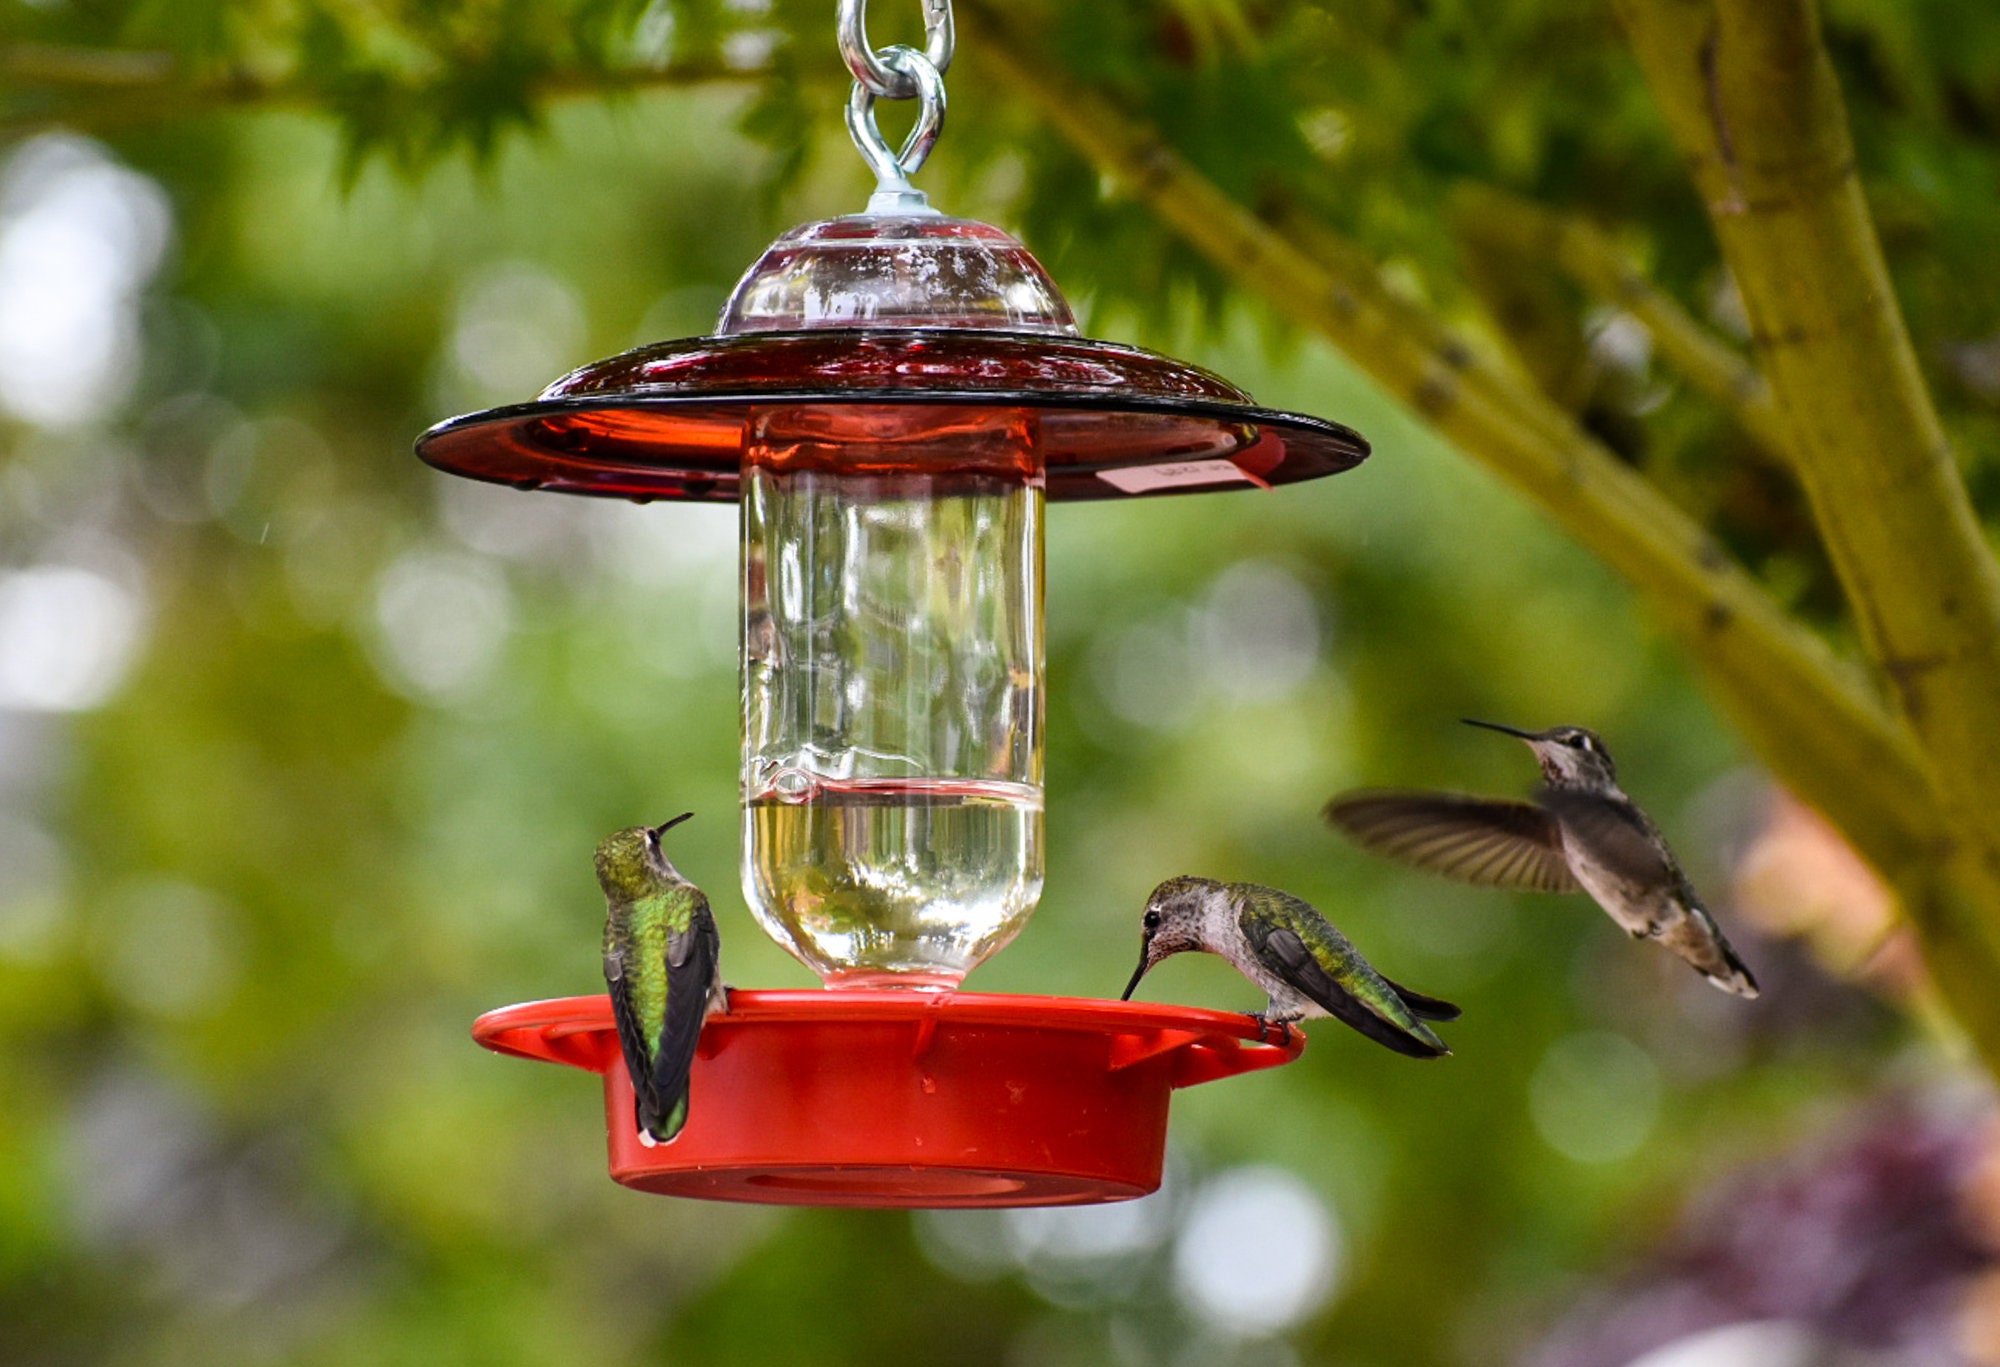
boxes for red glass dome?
[417,213,1368,503]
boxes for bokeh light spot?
[1089,560,1324,732]
[369,550,513,700]
[1094,616,1198,731]
[602,499,738,587]
[1007,1188,1176,1305]
[450,263,587,401]
[0,135,171,427]
[1172,1166,1342,1338]
[0,565,146,712]
[1621,1319,1825,1367]
[1194,560,1322,703]
[0,813,68,960]
[1530,1030,1663,1164]
[96,880,242,1019]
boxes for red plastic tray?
[473,990,1304,1207]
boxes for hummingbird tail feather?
[1394,1019,1452,1059]
[660,1092,690,1140]
[1326,992,1452,1059]
[1676,897,1761,999]
[1381,976,1461,1022]
[638,1092,690,1144]
[1710,943,1760,998]
[1252,923,1451,1059]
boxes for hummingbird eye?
[1142,909,1162,931]
[1566,734,1591,750]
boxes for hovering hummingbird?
[597,812,728,1145]
[1121,876,1459,1059]
[1324,720,1758,998]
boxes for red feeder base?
[472,990,1304,1208]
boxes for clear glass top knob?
[718,213,1078,336]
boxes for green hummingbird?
[597,812,727,1145]
[1324,719,1758,997]
[1121,876,1459,1059]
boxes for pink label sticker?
[1096,459,1255,495]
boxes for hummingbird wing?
[1534,787,1678,888]
[647,897,721,1140]
[606,963,643,1076]
[603,924,656,1125]
[1259,928,1450,1058]
[1324,790,1581,893]
[604,888,720,1142]
[1238,890,1451,1059]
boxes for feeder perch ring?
[474,990,1306,1207]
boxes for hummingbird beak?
[650,811,696,841]
[1120,943,1153,1001]
[1461,718,1537,741]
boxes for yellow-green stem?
[1618,0,2000,894]
[1447,182,1790,459]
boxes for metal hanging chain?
[838,0,952,99]
[838,0,951,200]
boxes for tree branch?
[1,43,178,87]
[1450,199,1599,412]
[959,0,2000,1070]
[0,44,759,141]
[1447,182,1790,459]
[1616,0,2000,919]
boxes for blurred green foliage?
[2,1,1993,1364]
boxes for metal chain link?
[845,45,946,194]
[837,0,952,198]
[838,0,952,99]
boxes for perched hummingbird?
[1121,876,1459,1059]
[1324,720,1759,998]
[597,812,728,1145]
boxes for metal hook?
[845,45,946,201]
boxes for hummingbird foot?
[1248,1012,1299,1045]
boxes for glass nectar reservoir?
[726,214,1074,986]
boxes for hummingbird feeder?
[429,0,1366,1207]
